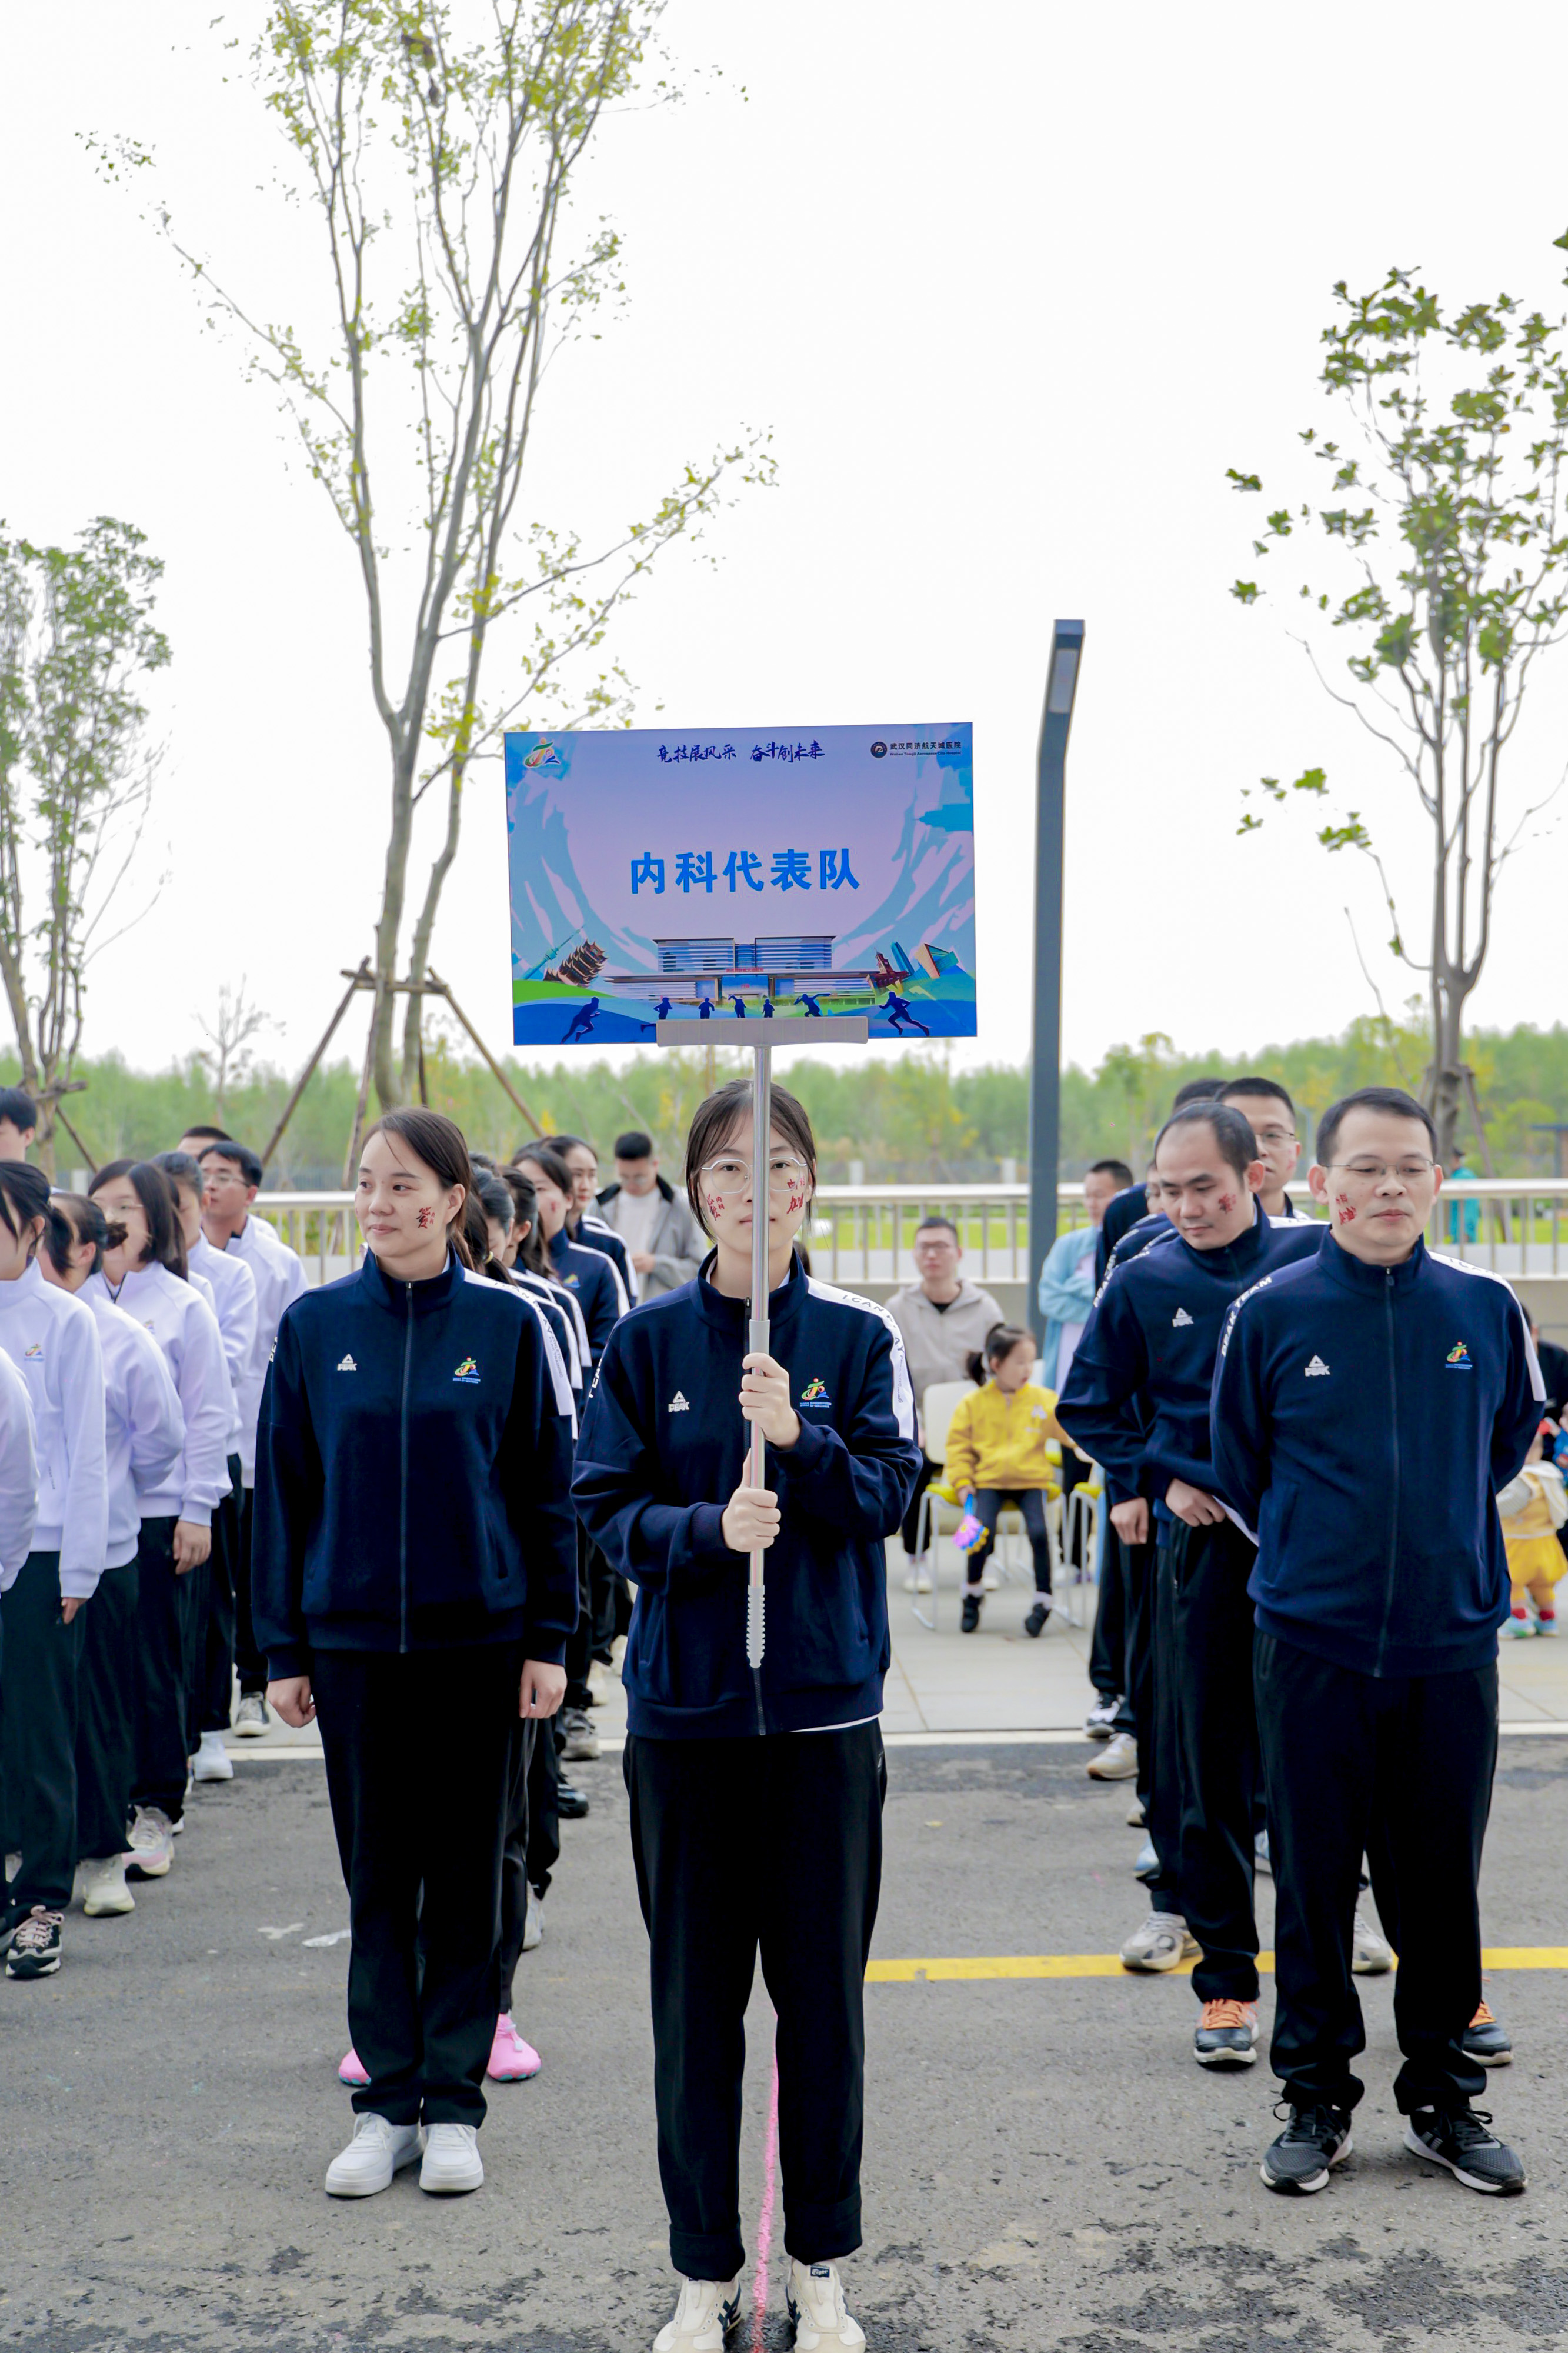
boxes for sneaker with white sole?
[6,1907,63,1978]
[522,1885,543,1951]
[786,2259,866,2351]
[325,2113,423,2197]
[560,1707,600,1762]
[900,1557,933,1594]
[1350,1908,1393,1975]
[1125,1795,1146,1827]
[1261,2102,1352,2194]
[1195,1997,1259,2067]
[1120,1911,1199,1972]
[1404,2106,1525,2195]
[1087,1732,1137,1781]
[980,1564,1001,1591]
[77,1856,135,1917]
[420,2121,484,2194]
[1463,1999,1513,2066]
[126,1807,174,1879]
[1254,1828,1272,1876]
[233,1693,269,1737]
[653,2275,742,2352]
[1084,1694,1120,1740]
[192,1730,234,1782]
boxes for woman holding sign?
[573,1080,920,2353]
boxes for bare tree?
[141,0,770,1109]
[1228,256,1568,1162]
[196,978,275,1121]
[0,518,168,1172]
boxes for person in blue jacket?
[511,1142,623,1367]
[1058,1101,1321,2058]
[1211,1086,1542,2200]
[253,1109,579,2207]
[573,1078,920,2353]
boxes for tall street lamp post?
[1026,619,1085,1344]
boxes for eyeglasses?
[1251,1127,1297,1146]
[698,1154,810,1198]
[1323,1159,1436,1184]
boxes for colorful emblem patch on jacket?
[799,1377,831,1406]
[22,1342,41,1359]
[1446,1342,1473,1370]
[453,1356,480,1385]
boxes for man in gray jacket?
[886,1217,1005,1590]
[594,1131,705,1299]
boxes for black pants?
[900,1453,939,1555]
[231,1486,266,1696]
[625,1724,885,2282]
[0,1554,82,1912]
[964,1489,1052,1593]
[1089,1514,1126,1702]
[75,1560,139,1862]
[197,1460,244,1735]
[312,1642,523,2128]
[1144,1539,1182,1915]
[1120,1534,1156,1796]
[1256,1631,1495,2114]
[526,1709,561,1898]
[1162,1518,1260,2000]
[132,1517,199,1821]
[564,1523,596,1711]
[497,1717,536,2017]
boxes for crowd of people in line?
[2,1062,1555,2350]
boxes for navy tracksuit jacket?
[1059,1201,1323,1518]
[572,1253,921,1738]
[1210,1233,1544,1677]
[548,1228,622,1366]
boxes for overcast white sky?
[6,1,1567,1088]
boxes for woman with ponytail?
[42,1193,184,1924]
[0,1162,107,1981]
[251,1109,579,2204]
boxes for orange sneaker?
[1195,1996,1259,2068]
[1463,1999,1512,2067]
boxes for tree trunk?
[371,739,419,1111]
[1429,975,1466,1169]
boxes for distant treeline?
[24,1011,1568,1187]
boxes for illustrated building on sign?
[653,935,836,976]
[546,939,606,987]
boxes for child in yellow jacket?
[946,1323,1072,1638]
[1497,1422,1566,1637]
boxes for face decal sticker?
[705,1194,725,1224]
[1217,1192,1237,1213]
[1335,1192,1356,1224]
[416,1205,436,1228]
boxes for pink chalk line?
[752,2041,780,2350]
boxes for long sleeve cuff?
[177,1502,214,1529]
[521,1629,569,1667]
[265,1642,311,1680]
[686,1501,736,1560]
[60,1562,104,1601]
[776,1415,829,1474]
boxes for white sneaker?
[787,2260,866,2351]
[1120,1911,1199,1972]
[561,1706,600,1762]
[980,1564,1001,1590]
[1125,1795,1146,1827]
[523,1885,544,1951]
[900,1558,933,1594]
[1254,1828,1272,1876]
[1351,1907,1393,1975]
[1084,1694,1120,1739]
[653,2277,742,2352]
[325,2112,423,2198]
[77,1856,135,1917]
[419,2121,484,2194]
[1087,1732,1138,1781]
[193,1730,235,1783]
[126,1807,174,1879]
[233,1693,269,1737]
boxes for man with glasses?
[1212,1086,1541,2198]
[887,1219,1004,1595]
[194,1138,308,1736]
[1220,1078,1302,1218]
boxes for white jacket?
[0,1349,38,1589]
[191,1232,257,1461]
[219,1214,307,1485]
[513,1266,590,1384]
[81,1281,185,1568]
[0,1261,108,1598]
[89,1263,232,1527]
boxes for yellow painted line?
[867,1947,1568,1983]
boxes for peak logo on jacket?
[336,1354,357,1373]
[668,1391,690,1412]
[1305,1355,1330,1377]
[1172,1308,1193,1328]
[453,1356,480,1385]
[1447,1341,1473,1370]
[799,1377,832,1406]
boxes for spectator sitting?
[1037,1158,1133,1390]
[886,1218,1004,1594]
[1497,1423,1566,1637]
[593,1130,704,1301]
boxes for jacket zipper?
[399,1281,414,1654]
[1376,1269,1399,1675]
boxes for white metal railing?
[252,1177,1568,1290]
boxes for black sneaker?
[555,1781,590,1820]
[960,1591,982,1633]
[5,1907,62,1979]
[1462,2001,1513,2067]
[1404,2107,1526,2195]
[1260,2103,1352,2194]
[1023,1600,1050,1638]
[0,1899,30,1954]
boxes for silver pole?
[746,1040,772,1669]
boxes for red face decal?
[416,1206,435,1229]
[1335,1192,1356,1225]
[786,1186,806,1214]
[1217,1192,1237,1213]
[705,1193,725,1224]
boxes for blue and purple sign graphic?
[502,724,976,1045]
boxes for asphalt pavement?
[0,1729,1563,2353]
